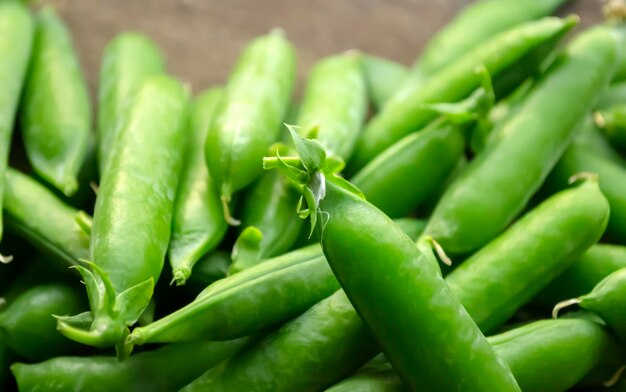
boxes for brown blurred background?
[47,0,602,95]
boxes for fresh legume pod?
[56,75,189,354]
[0,1,33,243]
[535,244,626,308]
[97,32,165,175]
[20,6,91,196]
[3,168,90,267]
[412,0,570,78]
[595,104,626,153]
[423,25,618,255]
[181,290,380,392]
[11,338,250,392]
[0,283,84,362]
[328,318,623,392]
[348,16,576,171]
[351,118,465,218]
[359,54,409,111]
[205,29,295,225]
[546,144,626,243]
[446,179,609,333]
[574,116,624,164]
[170,88,227,285]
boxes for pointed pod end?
[0,253,13,264]
[552,297,582,319]
[220,193,240,226]
[171,268,191,286]
[568,172,600,185]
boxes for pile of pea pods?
[4,0,626,390]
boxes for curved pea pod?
[181,290,380,392]
[445,179,609,333]
[20,6,91,196]
[423,26,619,255]
[56,75,189,355]
[595,104,626,153]
[297,53,367,160]
[0,1,33,243]
[205,29,295,225]
[0,283,84,362]
[546,144,626,243]
[574,116,624,164]
[11,338,250,392]
[97,32,165,175]
[348,16,577,171]
[3,168,90,266]
[351,118,465,218]
[534,244,626,309]
[359,54,409,111]
[412,0,570,78]
[170,88,227,285]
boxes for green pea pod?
[56,75,189,356]
[0,283,84,362]
[359,54,409,112]
[181,290,380,392]
[328,318,623,392]
[595,104,626,153]
[574,116,624,164]
[3,168,90,266]
[12,338,250,392]
[170,88,227,285]
[348,16,577,171]
[446,179,609,333]
[535,244,626,309]
[351,118,465,218]
[412,0,570,78]
[206,29,295,225]
[0,1,33,243]
[423,25,619,255]
[97,32,165,175]
[268,132,520,391]
[20,6,91,196]
[546,144,626,243]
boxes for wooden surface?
[48,0,602,95]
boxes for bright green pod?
[359,54,409,112]
[56,75,189,354]
[573,116,624,164]
[97,32,165,175]
[11,338,250,392]
[0,1,33,243]
[170,88,227,285]
[0,283,84,362]
[348,16,576,171]
[3,168,90,266]
[595,104,626,153]
[413,0,570,78]
[20,6,91,196]
[205,29,295,225]
[546,144,626,243]
[445,179,609,333]
[423,26,618,255]
[351,118,465,218]
[181,290,380,392]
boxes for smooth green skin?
[12,338,250,392]
[319,181,520,392]
[596,104,626,153]
[297,53,367,160]
[20,6,91,196]
[574,116,624,164]
[359,54,409,111]
[348,17,576,171]
[424,26,618,255]
[170,88,227,285]
[0,283,83,362]
[205,30,295,222]
[351,119,465,219]
[181,290,380,392]
[446,180,609,333]
[97,32,165,176]
[412,0,569,78]
[0,1,33,242]
[547,144,626,243]
[578,268,626,342]
[597,81,626,109]
[328,318,621,392]
[3,168,90,266]
[536,244,626,308]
